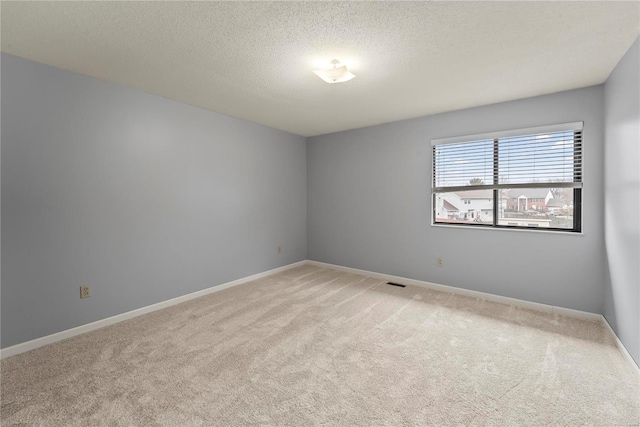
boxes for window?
[432,122,582,232]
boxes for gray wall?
[604,37,640,365]
[1,54,307,348]
[308,86,605,313]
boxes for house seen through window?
[432,122,583,232]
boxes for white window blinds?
[432,122,583,192]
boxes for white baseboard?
[305,260,601,320]
[600,316,640,376]
[306,260,639,373]
[0,261,306,360]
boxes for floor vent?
[386,282,406,288]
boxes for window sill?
[430,223,583,236]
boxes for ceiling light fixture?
[313,59,356,84]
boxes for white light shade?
[313,60,356,84]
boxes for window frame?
[431,122,583,233]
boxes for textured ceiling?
[1,1,639,137]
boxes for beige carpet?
[1,265,638,426]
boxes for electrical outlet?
[80,285,91,299]
[437,258,444,267]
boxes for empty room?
[1,1,639,425]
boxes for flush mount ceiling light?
[313,59,356,84]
